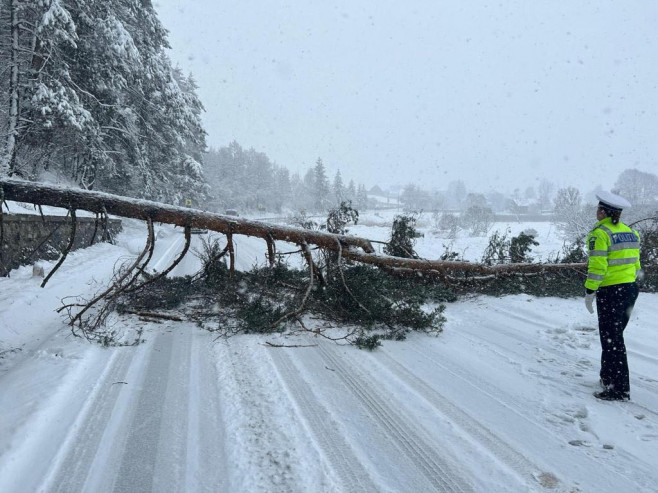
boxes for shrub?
[461,205,495,236]
[509,232,539,263]
[482,229,510,265]
[325,201,359,235]
[384,214,422,258]
[354,333,382,350]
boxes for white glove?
[637,269,645,281]
[585,293,595,314]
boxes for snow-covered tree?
[346,179,356,203]
[332,169,344,205]
[312,157,330,211]
[1,0,81,177]
[447,180,467,210]
[273,167,291,212]
[537,179,554,213]
[204,142,299,212]
[400,183,430,212]
[0,0,208,202]
[356,184,369,211]
[553,186,590,238]
[613,169,658,208]
[461,204,495,236]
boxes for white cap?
[596,191,632,211]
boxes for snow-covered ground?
[1,217,657,492]
[353,209,564,262]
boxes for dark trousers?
[596,282,639,395]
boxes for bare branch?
[121,310,183,322]
[62,221,153,328]
[90,213,99,246]
[263,341,318,348]
[270,243,314,329]
[122,217,155,291]
[629,216,658,228]
[335,238,371,316]
[125,224,190,293]
[41,208,77,287]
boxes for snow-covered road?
[1,221,657,492]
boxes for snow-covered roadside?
[1,220,657,492]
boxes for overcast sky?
[154,1,658,194]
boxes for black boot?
[594,389,630,401]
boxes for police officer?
[585,191,641,401]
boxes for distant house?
[369,185,385,196]
[507,198,536,214]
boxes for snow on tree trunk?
[1,0,20,176]
[0,178,590,277]
[0,178,376,254]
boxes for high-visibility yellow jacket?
[585,217,641,291]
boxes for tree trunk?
[1,0,21,176]
[340,249,586,276]
[0,178,376,253]
[0,178,589,276]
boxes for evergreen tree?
[289,172,308,211]
[0,0,208,203]
[302,167,316,211]
[313,157,330,211]
[356,184,369,211]
[273,167,291,212]
[346,179,356,203]
[203,142,363,214]
[2,0,83,177]
[332,169,345,205]
[537,179,555,212]
[384,214,421,258]
[203,142,281,212]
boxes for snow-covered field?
[1,215,657,492]
[352,209,564,262]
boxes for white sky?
[154,1,658,193]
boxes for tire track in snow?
[268,347,379,493]
[375,349,556,490]
[317,342,473,493]
[43,349,133,492]
[217,339,308,492]
[37,327,228,492]
[38,340,152,493]
[111,331,176,492]
[184,331,228,492]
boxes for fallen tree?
[1,178,588,277]
[0,178,598,345]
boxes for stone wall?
[0,213,122,276]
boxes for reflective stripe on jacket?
[585,217,641,291]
